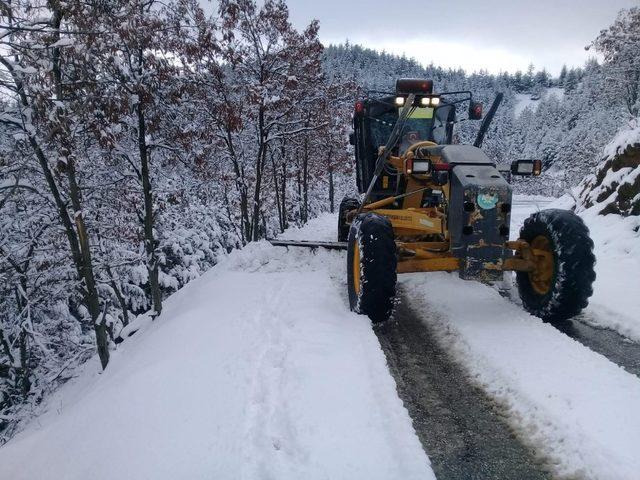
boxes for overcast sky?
[282,0,637,75]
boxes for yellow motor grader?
[273,79,596,324]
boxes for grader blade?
[268,239,348,250]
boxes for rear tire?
[338,197,360,242]
[347,213,397,323]
[516,209,596,322]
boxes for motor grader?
[274,79,596,324]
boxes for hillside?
[577,121,640,216]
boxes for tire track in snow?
[402,272,640,480]
[376,291,552,480]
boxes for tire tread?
[516,208,596,322]
[347,213,397,323]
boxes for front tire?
[347,213,397,323]
[516,209,596,322]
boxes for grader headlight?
[406,158,432,175]
[510,159,543,176]
[419,96,441,107]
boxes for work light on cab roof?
[394,78,440,107]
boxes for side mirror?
[349,132,356,146]
[469,101,483,120]
[511,159,543,176]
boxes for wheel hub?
[528,235,554,295]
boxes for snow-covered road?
[403,271,640,480]
[1,196,639,480]
[0,216,433,480]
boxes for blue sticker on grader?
[477,193,498,210]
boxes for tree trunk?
[250,105,267,241]
[57,5,108,366]
[25,134,109,368]
[0,327,14,366]
[18,328,30,395]
[223,128,250,245]
[66,158,110,367]
[296,166,302,222]
[281,163,288,230]
[302,134,309,223]
[270,149,284,233]
[222,183,243,247]
[237,164,251,244]
[327,145,335,213]
[328,165,335,213]
[137,104,162,316]
[110,279,129,327]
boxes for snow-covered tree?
[590,7,640,118]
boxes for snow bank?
[548,195,640,340]
[578,211,640,339]
[0,214,433,480]
[602,120,640,159]
[577,120,640,216]
[402,271,640,480]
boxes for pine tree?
[559,64,568,86]
[589,7,640,117]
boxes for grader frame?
[348,150,550,278]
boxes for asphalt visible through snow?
[553,314,640,378]
[375,291,553,480]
